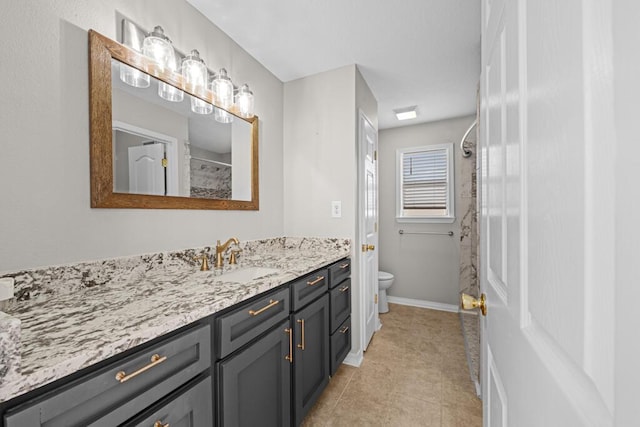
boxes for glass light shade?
[142,26,184,102]
[182,50,211,114]
[119,33,149,88]
[212,68,234,109]
[182,49,208,95]
[119,64,150,88]
[142,26,174,72]
[215,107,233,123]
[191,96,213,115]
[236,84,255,118]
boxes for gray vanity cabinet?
[217,319,292,427]
[292,293,330,426]
[328,259,352,377]
[3,324,211,427]
[124,375,213,426]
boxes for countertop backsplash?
[0,237,350,403]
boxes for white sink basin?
[218,267,280,283]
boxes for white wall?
[0,0,284,272]
[283,65,357,238]
[378,115,475,306]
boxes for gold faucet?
[215,237,240,269]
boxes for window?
[396,143,455,223]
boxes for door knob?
[367,244,375,251]
[361,244,376,252]
[460,293,487,316]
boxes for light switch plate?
[331,201,342,218]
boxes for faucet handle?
[194,255,210,271]
[229,249,242,265]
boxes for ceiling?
[186,0,480,130]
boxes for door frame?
[112,120,179,196]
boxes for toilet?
[378,271,395,313]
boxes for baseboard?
[387,296,459,313]
[343,351,364,367]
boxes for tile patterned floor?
[302,304,482,426]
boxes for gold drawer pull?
[285,328,293,363]
[297,318,305,350]
[115,354,167,383]
[154,421,169,427]
[339,285,350,293]
[248,299,280,316]
[307,276,325,286]
[339,263,349,269]
[339,326,350,334]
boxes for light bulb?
[182,50,211,114]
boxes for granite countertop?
[0,237,350,403]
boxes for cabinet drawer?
[124,375,213,426]
[330,317,351,376]
[328,259,350,289]
[290,269,328,311]
[329,278,351,333]
[216,286,290,359]
[4,324,211,427]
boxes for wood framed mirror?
[89,30,259,210]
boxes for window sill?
[396,216,456,224]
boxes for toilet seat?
[378,271,393,280]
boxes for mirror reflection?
[111,59,252,201]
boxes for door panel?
[128,143,165,195]
[480,0,615,425]
[360,112,378,350]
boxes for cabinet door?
[293,294,330,426]
[217,320,291,427]
[124,375,213,427]
[330,317,351,376]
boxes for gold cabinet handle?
[297,319,305,350]
[115,354,167,383]
[339,263,349,269]
[284,328,293,363]
[248,299,279,316]
[306,276,325,286]
[154,421,169,427]
[339,326,349,334]
[339,285,350,293]
[460,293,487,316]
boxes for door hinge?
[162,158,168,168]
[374,294,378,304]
[374,150,377,161]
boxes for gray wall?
[283,64,377,361]
[378,115,476,306]
[0,0,284,272]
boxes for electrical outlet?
[331,201,342,218]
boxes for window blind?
[402,149,448,210]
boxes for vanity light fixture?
[394,106,418,121]
[118,20,257,119]
[182,49,213,114]
[142,26,184,102]
[236,84,255,118]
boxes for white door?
[128,143,166,196]
[478,0,618,425]
[359,112,378,350]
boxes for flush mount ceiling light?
[394,106,418,121]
